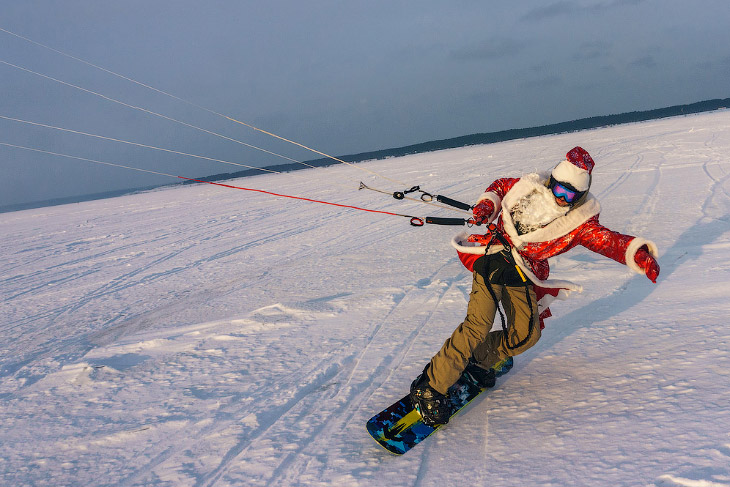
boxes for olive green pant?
[426,270,540,395]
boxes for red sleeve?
[575,215,635,265]
[484,178,520,200]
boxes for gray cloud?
[521,0,647,21]
[629,55,658,69]
[524,74,564,88]
[574,41,614,61]
[451,38,530,61]
[521,2,579,22]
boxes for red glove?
[634,248,659,283]
[472,200,495,224]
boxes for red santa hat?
[551,146,595,192]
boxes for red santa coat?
[452,173,658,327]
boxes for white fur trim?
[450,230,583,294]
[510,248,583,294]
[625,237,659,274]
[476,191,501,207]
[451,230,504,255]
[552,159,590,191]
[536,288,573,314]
[451,172,610,295]
[500,173,601,248]
[475,191,501,223]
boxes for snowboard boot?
[493,356,514,377]
[461,359,496,389]
[410,365,451,427]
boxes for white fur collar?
[501,173,601,249]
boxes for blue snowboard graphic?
[366,357,513,455]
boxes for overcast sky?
[1,0,729,207]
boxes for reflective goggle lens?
[552,182,578,203]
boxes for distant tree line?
[6,98,728,213]
[184,97,729,184]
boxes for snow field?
[1,110,730,486]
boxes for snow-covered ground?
[2,110,730,487]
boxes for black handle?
[425,216,468,226]
[436,195,472,211]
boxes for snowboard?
[366,357,513,455]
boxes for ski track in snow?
[2,111,730,486]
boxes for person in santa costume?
[410,146,660,426]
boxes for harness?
[480,224,536,351]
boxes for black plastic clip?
[394,186,421,200]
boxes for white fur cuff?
[476,191,501,222]
[625,238,659,274]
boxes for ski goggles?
[550,181,580,203]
